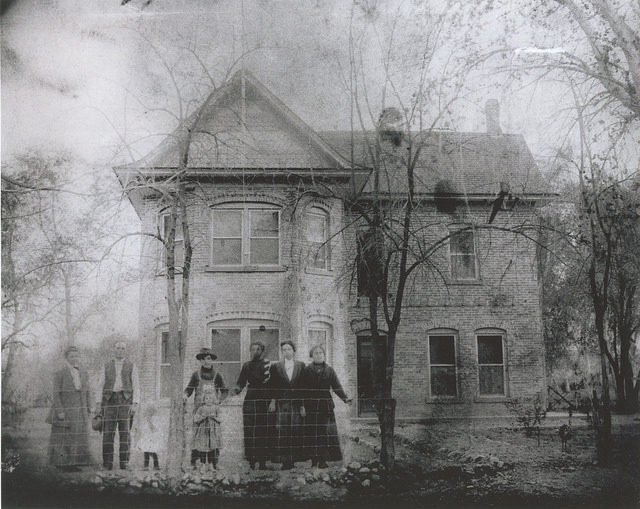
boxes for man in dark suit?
[268,340,306,470]
[96,341,140,470]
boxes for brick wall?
[134,184,545,425]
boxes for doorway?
[356,335,386,416]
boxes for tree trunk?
[164,201,186,488]
[619,319,635,413]
[1,221,21,403]
[1,338,19,404]
[593,302,613,463]
[379,398,396,473]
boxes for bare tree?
[326,2,552,471]
[113,30,261,484]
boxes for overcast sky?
[1,0,580,170]
[0,0,602,351]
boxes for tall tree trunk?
[592,287,613,462]
[1,330,20,404]
[380,327,396,472]
[1,222,22,406]
[165,200,185,488]
[619,285,636,413]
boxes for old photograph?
[1,0,639,508]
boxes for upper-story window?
[306,207,330,270]
[159,213,184,269]
[449,228,478,280]
[211,204,280,266]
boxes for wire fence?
[3,390,384,472]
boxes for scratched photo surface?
[2,1,639,508]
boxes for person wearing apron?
[184,348,226,468]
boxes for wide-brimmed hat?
[196,347,217,360]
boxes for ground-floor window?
[477,332,506,396]
[157,330,181,399]
[307,322,332,363]
[209,319,280,387]
[428,332,457,397]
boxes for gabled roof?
[115,70,351,173]
[115,71,550,219]
[318,131,549,197]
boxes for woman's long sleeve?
[330,368,348,403]
[52,371,63,411]
[234,364,248,393]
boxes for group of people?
[47,339,351,472]
[48,342,143,471]
[185,340,351,470]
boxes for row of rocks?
[82,470,257,495]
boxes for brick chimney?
[378,107,403,146]
[485,99,502,134]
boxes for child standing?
[135,404,165,470]
[193,389,222,470]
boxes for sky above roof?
[1,0,581,170]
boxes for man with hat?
[184,347,227,467]
[96,341,140,470]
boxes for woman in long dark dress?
[232,341,273,469]
[267,340,306,470]
[303,345,351,468]
[47,346,93,470]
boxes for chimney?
[485,99,502,134]
[378,107,404,146]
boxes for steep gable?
[117,71,349,172]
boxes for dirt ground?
[2,413,639,508]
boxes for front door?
[356,335,386,416]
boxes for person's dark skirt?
[274,400,305,464]
[48,391,92,467]
[304,400,342,462]
[242,399,272,464]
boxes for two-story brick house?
[115,71,548,435]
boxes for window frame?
[156,329,181,401]
[209,326,243,389]
[210,203,281,268]
[208,319,282,394]
[476,331,507,397]
[448,227,479,281]
[306,207,331,271]
[307,321,333,364]
[427,331,459,399]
